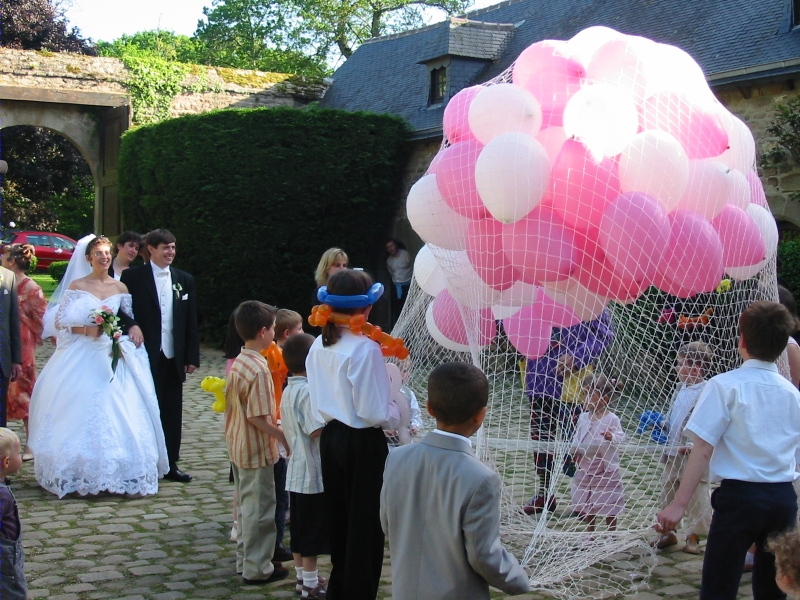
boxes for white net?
[393,25,783,598]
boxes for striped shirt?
[225,348,279,469]
[282,376,326,494]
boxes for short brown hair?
[739,301,793,362]
[677,341,715,377]
[282,333,315,374]
[770,528,800,590]
[115,231,142,252]
[581,372,622,400]
[235,301,277,341]
[427,362,488,425]
[85,236,112,256]
[145,229,176,249]
[276,309,303,338]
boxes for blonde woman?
[315,248,348,288]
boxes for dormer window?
[430,67,447,105]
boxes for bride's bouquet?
[89,306,123,374]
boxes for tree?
[0,0,96,54]
[97,30,206,64]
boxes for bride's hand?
[128,325,144,347]
[72,325,101,338]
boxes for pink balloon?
[435,140,489,220]
[675,160,731,220]
[426,149,444,175]
[655,210,724,298]
[512,40,586,128]
[711,205,766,268]
[587,39,647,101]
[574,232,649,302]
[502,205,577,285]
[534,287,582,328]
[443,86,482,144]
[503,305,555,359]
[550,139,622,232]
[466,218,520,291]
[599,192,670,282]
[432,290,496,346]
[642,92,728,159]
[747,170,767,208]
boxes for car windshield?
[1,233,17,244]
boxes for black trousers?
[320,420,388,600]
[0,367,7,427]
[154,352,184,465]
[274,457,289,546]
[702,479,797,600]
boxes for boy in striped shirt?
[226,301,291,585]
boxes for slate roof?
[320,0,800,137]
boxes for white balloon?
[492,280,540,319]
[567,26,623,67]
[542,278,608,321]
[717,113,757,173]
[474,132,550,224]
[536,126,568,165]
[726,169,751,210]
[563,83,639,157]
[425,302,470,352]
[586,38,648,100]
[618,130,689,211]
[676,160,732,220]
[468,84,543,144]
[725,204,778,280]
[413,244,447,297]
[644,43,711,105]
[406,174,470,251]
[433,249,501,309]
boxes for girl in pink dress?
[569,373,625,532]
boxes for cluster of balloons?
[408,26,777,358]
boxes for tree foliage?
[97,30,205,63]
[0,0,96,54]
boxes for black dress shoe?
[243,566,289,584]
[163,467,192,483]
[273,544,293,562]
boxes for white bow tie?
[156,271,169,278]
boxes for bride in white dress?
[29,235,169,498]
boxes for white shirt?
[664,381,706,457]
[282,376,326,495]
[150,262,174,359]
[686,360,800,483]
[386,249,413,284]
[307,329,393,429]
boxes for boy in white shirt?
[657,301,800,600]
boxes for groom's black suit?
[121,264,199,467]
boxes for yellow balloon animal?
[202,376,226,413]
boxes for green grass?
[30,273,58,300]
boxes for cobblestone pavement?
[12,344,755,599]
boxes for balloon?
[550,139,622,232]
[711,205,766,268]
[536,126,569,164]
[618,130,689,211]
[574,232,650,302]
[567,26,623,66]
[534,287,582,328]
[587,39,648,100]
[443,86,482,144]
[643,44,714,106]
[656,210,724,297]
[435,140,489,220]
[468,83,543,144]
[435,249,502,309]
[513,40,586,128]
[642,92,728,160]
[492,280,540,319]
[747,170,768,208]
[502,205,577,284]
[726,169,751,210]
[563,83,639,156]
[599,192,670,282]
[717,113,756,172]
[503,305,554,359]
[542,278,609,321]
[466,217,520,291]
[425,302,470,352]
[432,290,496,346]
[413,244,447,296]
[407,174,470,250]
[675,160,732,220]
[474,132,550,223]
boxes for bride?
[29,235,169,498]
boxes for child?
[655,342,714,554]
[380,362,529,600]
[658,301,800,600]
[306,269,399,600]
[282,333,329,599]
[770,529,800,599]
[569,373,625,533]
[276,309,304,345]
[0,428,26,599]
[225,301,291,585]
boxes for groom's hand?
[185,365,197,374]
[10,363,22,381]
[128,325,144,347]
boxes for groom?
[122,229,200,482]
[0,265,22,427]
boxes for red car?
[1,231,77,269]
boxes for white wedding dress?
[29,289,169,498]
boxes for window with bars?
[429,67,447,105]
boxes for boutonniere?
[173,283,183,299]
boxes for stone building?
[319,0,800,250]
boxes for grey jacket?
[380,431,529,600]
[0,267,22,378]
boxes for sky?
[63,0,498,44]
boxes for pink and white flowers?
[89,306,123,374]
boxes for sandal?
[302,581,327,599]
[683,534,702,554]
[296,575,326,596]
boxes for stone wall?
[0,48,325,119]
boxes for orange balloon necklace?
[309,304,410,360]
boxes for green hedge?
[779,239,800,300]
[119,106,410,343]
[49,260,69,282]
